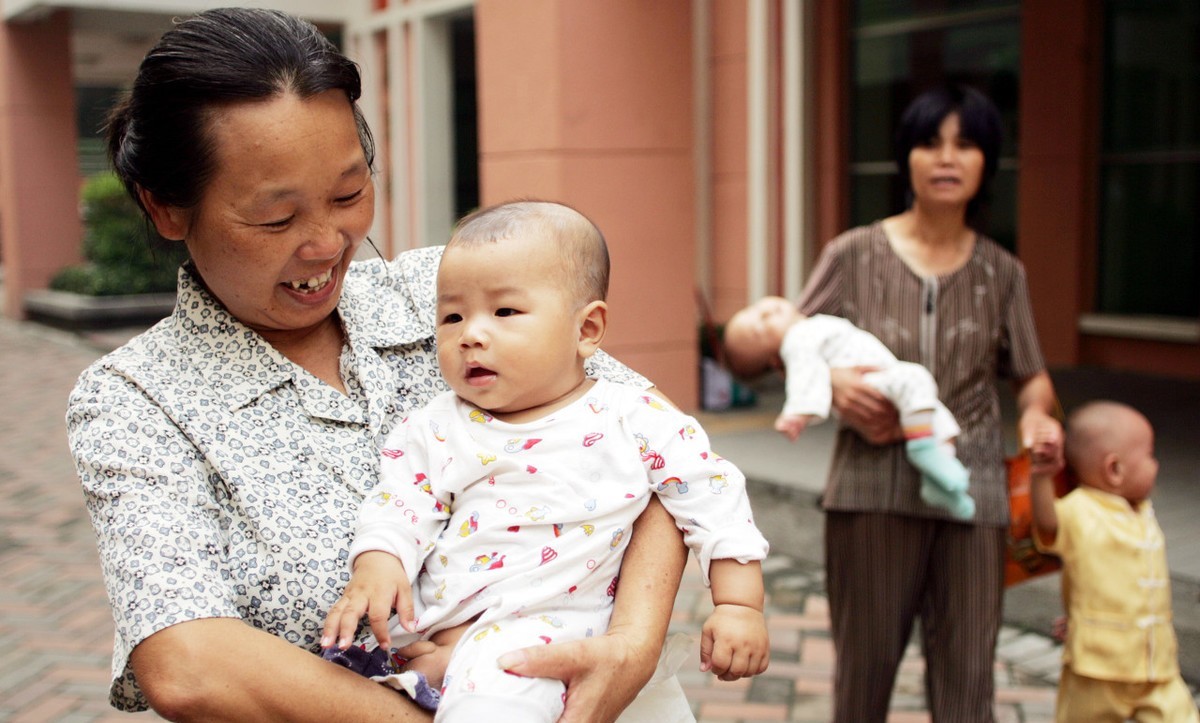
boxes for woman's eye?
[495,308,519,317]
[335,188,365,204]
[261,216,294,229]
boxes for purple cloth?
[321,646,441,710]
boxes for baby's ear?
[576,300,608,357]
[1101,451,1123,488]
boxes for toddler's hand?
[774,413,811,442]
[700,603,769,681]
[321,551,413,651]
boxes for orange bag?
[1004,452,1072,587]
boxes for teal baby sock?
[905,437,968,493]
[906,437,975,520]
[919,477,976,520]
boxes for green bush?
[49,172,188,296]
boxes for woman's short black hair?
[106,7,375,217]
[893,84,1003,223]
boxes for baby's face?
[726,296,802,367]
[435,232,589,420]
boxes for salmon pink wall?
[0,10,82,318]
[475,0,698,408]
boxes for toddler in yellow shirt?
[1031,400,1198,722]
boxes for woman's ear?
[576,300,608,358]
[137,187,190,241]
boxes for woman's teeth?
[288,268,333,292]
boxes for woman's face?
[169,90,374,342]
[906,112,985,211]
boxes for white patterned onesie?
[350,379,769,722]
[781,315,960,441]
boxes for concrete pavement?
[0,314,1193,721]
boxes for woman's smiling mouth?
[285,267,334,293]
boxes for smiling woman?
[140,90,374,380]
[66,8,688,722]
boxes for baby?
[723,296,974,519]
[1031,401,1198,722]
[323,201,770,721]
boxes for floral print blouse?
[66,246,648,711]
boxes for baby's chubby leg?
[436,614,584,723]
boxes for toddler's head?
[1065,400,1158,505]
[436,200,609,419]
[723,296,805,378]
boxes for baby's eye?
[495,308,519,317]
[440,313,462,324]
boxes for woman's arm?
[1014,370,1064,477]
[131,618,432,722]
[500,496,688,723]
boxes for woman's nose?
[298,219,346,261]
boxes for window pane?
[1097,0,1199,317]
[852,20,1019,164]
[1103,0,1200,154]
[850,14,1019,250]
[1097,163,1199,316]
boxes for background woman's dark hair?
[893,84,1003,225]
[106,7,375,218]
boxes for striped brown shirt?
[798,223,1045,527]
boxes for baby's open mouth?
[286,268,334,293]
[468,366,495,378]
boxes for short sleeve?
[797,240,846,317]
[998,262,1047,381]
[67,366,240,710]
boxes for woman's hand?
[830,366,902,444]
[1015,371,1065,477]
[496,623,661,723]
[1019,407,1064,477]
[321,551,413,651]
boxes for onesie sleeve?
[779,321,834,420]
[350,410,452,583]
[624,396,769,585]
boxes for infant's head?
[723,296,805,378]
[435,200,610,419]
[1065,400,1158,505]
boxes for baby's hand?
[774,413,811,442]
[321,551,413,651]
[700,603,770,681]
[396,620,472,688]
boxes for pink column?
[0,10,82,319]
[475,0,698,409]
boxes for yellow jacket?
[1037,486,1179,682]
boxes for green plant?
[49,172,188,296]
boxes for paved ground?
[0,315,1193,721]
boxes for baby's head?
[436,200,609,417]
[1065,400,1158,505]
[723,296,805,378]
